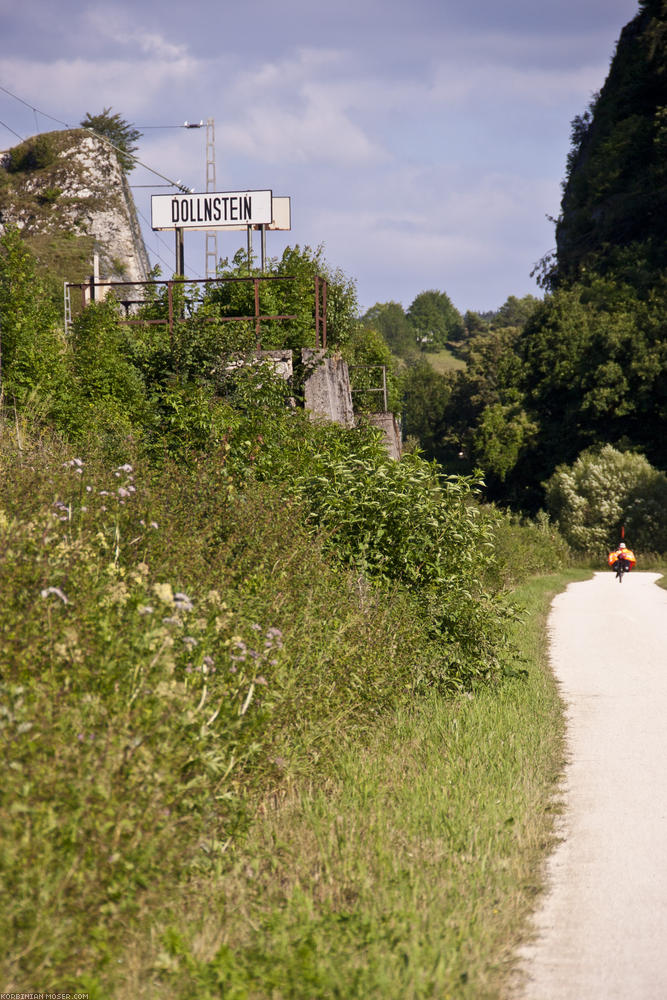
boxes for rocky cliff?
[555,0,667,287]
[0,128,150,285]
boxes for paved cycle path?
[515,571,667,1000]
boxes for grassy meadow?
[423,346,467,374]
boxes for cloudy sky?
[0,0,641,314]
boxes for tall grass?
[106,573,587,999]
[0,420,476,989]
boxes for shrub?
[0,226,67,402]
[5,134,55,173]
[285,438,515,690]
[484,509,572,590]
[545,444,667,552]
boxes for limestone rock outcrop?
[0,128,150,284]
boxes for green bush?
[484,509,572,590]
[5,134,55,173]
[545,444,667,552]
[285,438,515,690]
[0,227,66,400]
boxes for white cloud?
[0,52,199,118]
[219,49,389,165]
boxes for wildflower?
[255,676,268,686]
[86,485,93,493]
[150,521,159,530]
[153,582,174,604]
[162,616,180,626]
[182,636,198,647]
[174,592,193,611]
[118,487,130,498]
[99,490,109,496]
[138,605,154,616]
[251,623,262,631]
[265,627,284,649]
[230,639,247,663]
[116,464,133,474]
[40,586,69,604]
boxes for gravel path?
[515,571,667,1000]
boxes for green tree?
[491,295,541,330]
[407,290,464,349]
[361,301,418,358]
[401,359,452,459]
[463,310,488,340]
[545,445,667,552]
[80,108,142,172]
[200,244,359,352]
[552,3,667,289]
[471,401,538,483]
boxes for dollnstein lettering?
[171,194,254,225]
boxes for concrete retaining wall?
[302,349,355,428]
[367,412,402,460]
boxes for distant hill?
[555,0,667,287]
[0,128,150,286]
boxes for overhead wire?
[0,118,25,143]
[0,83,211,279]
[0,82,195,192]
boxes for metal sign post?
[175,228,185,275]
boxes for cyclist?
[608,541,637,579]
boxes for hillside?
[0,128,150,285]
[555,0,667,287]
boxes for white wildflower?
[40,586,69,604]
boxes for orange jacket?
[608,547,636,568]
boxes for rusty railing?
[64,274,328,351]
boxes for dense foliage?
[361,289,467,359]
[552,0,667,289]
[0,227,571,985]
[545,445,667,553]
[4,133,56,174]
[386,4,667,537]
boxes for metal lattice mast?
[64,283,72,336]
[205,118,218,279]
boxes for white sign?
[151,189,273,231]
[217,196,291,232]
